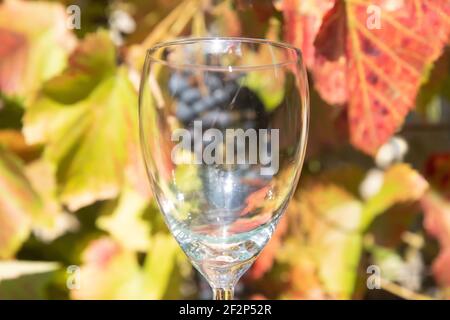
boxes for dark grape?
[180,88,201,104]
[169,71,268,130]
[168,73,190,97]
[176,102,195,122]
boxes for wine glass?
[139,37,309,300]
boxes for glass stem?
[213,287,234,300]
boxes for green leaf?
[41,30,116,104]
[97,186,152,252]
[25,159,77,242]
[143,233,181,299]
[0,260,59,299]
[296,172,365,298]
[71,237,142,300]
[362,164,429,229]
[71,236,182,299]
[0,147,43,258]
[24,31,139,211]
[0,0,76,100]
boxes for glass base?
[192,256,255,294]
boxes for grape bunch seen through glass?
[139,38,309,300]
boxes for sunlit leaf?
[0,0,76,100]
[291,170,365,298]
[71,235,181,300]
[0,147,43,258]
[71,237,142,300]
[97,186,151,252]
[25,159,77,242]
[362,164,429,228]
[143,233,181,299]
[24,31,139,211]
[282,0,450,154]
[343,0,450,154]
[281,0,335,68]
[0,260,59,299]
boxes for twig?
[380,278,434,300]
[141,0,195,49]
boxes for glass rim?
[146,37,304,72]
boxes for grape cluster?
[169,72,273,215]
[169,71,267,130]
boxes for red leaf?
[282,0,450,155]
[281,0,335,67]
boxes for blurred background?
[0,0,449,299]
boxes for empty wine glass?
[139,37,309,300]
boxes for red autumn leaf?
[282,0,450,155]
[281,0,335,67]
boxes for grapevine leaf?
[25,159,76,242]
[293,171,365,298]
[24,31,139,211]
[71,236,181,299]
[97,186,152,252]
[143,233,181,299]
[281,0,335,67]
[344,0,450,154]
[0,147,43,258]
[0,0,76,100]
[0,260,59,299]
[282,0,450,154]
[362,164,429,228]
[71,237,142,300]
